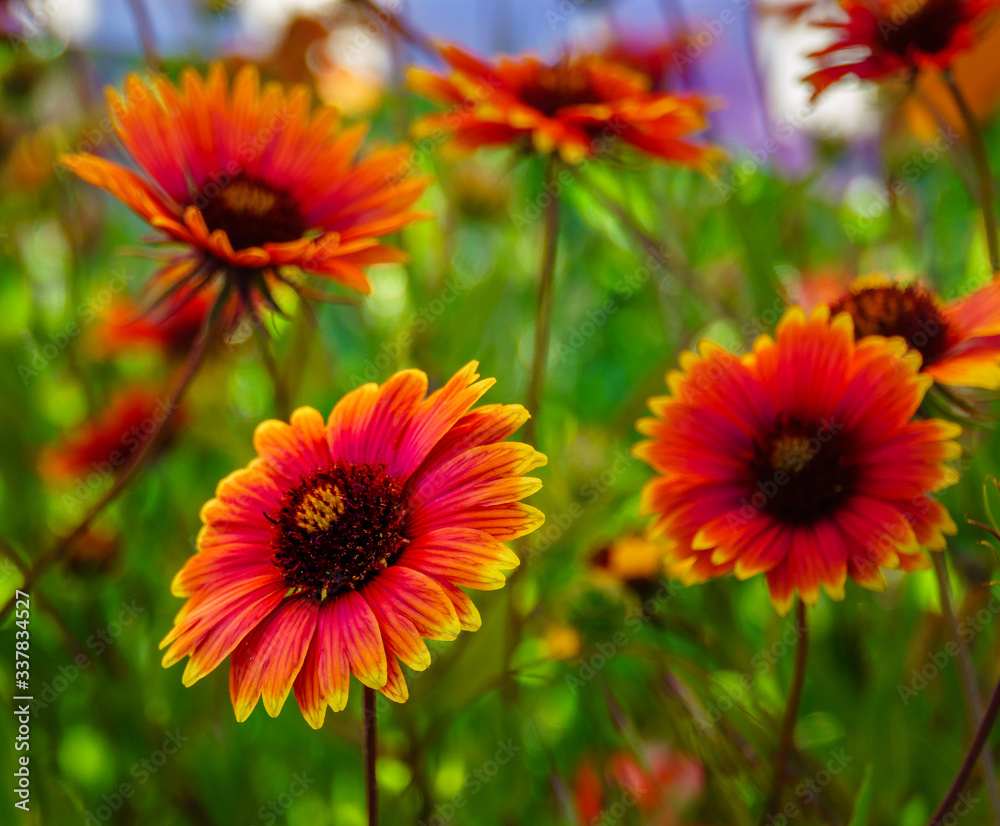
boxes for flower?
[634,306,961,614]
[40,388,180,482]
[805,0,1000,99]
[161,363,546,727]
[61,64,430,320]
[828,274,1000,389]
[408,44,722,168]
[93,290,213,359]
[573,745,704,826]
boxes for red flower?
[62,64,430,321]
[634,306,960,613]
[41,388,180,482]
[806,0,1000,99]
[408,44,722,168]
[161,364,546,727]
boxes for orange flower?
[40,388,181,482]
[94,290,213,358]
[634,306,960,614]
[828,274,1000,389]
[61,65,430,320]
[408,44,722,168]
[805,0,1000,99]
[161,363,546,727]
[573,746,703,826]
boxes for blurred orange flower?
[828,274,1000,389]
[408,44,722,168]
[41,388,181,483]
[62,64,430,321]
[573,745,704,826]
[161,363,546,728]
[806,0,1000,99]
[634,307,960,613]
[93,290,214,359]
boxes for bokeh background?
[2,0,1000,824]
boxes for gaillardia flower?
[408,44,721,168]
[62,64,429,318]
[806,0,1000,99]
[161,363,546,727]
[634,306,960,613]
[828,275,1000,389]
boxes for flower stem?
[760,599,809,823]
[364,686,379,826]
[932,552,1000,824]
[945,70,1000,274]
[0,290,225,624]
[523,156,561,448]
[125,0,160,71]
[928,671,1000,825]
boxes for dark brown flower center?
[269,463,408,600]
[880,0,965,57]
[197,174,306,251]
[829,284,952,367]
[748,414,855,524]
[519,63,604,116]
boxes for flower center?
[520,62,604,116]
[880,0,964,57]
[269,463,408,600]
[749,414,855,524]
[197,174,306,251]
[830,284,952,367]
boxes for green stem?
[760,600,809,823]
[523,156,561,448]
[945,71,1000,274]
[932,552,1000,824]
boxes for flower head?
[805,0,1000,99]
[94,290,214,359]
[408,44,722,168]
[634,306,960,613]
[62,65,430,321]
[41,388,180,482]
[573,745,703,826]
[828,274,1000,389]
[161,363,546,727]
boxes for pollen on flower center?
[197,174,307,251]
[750,414,855,524]
[830,284,952,367]
[882,0,964,55]
[269,463,409,600]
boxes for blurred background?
[2,0,1000,824]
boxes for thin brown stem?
[945,70,1000,274]
[364,686,379,826]
[523,156,561,448]
[0,291,225,624]
[760,600,809,823]
[932,552,1000,824]
[928,672,1000,825]
[125,0,160,71]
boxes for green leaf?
[847,763,874,826]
